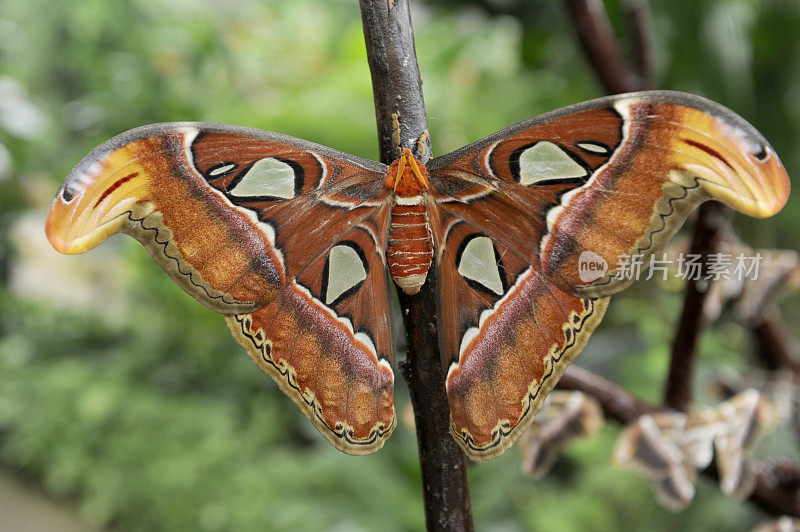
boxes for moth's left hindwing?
[433,212,609,460]
[226,212,397,454]
[45,123,398,454]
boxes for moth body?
[385,149,434,294]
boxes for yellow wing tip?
[698,160,791,219]
[45,141,155,255]
[45,199,81,254]
[46,188,135,254]
[687,113,792,218]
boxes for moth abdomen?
[387,202,434,294]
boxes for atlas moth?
[612,389,778,509]
[46,91,791,461]
[518,390,604,479]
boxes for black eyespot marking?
[753,144,768,161]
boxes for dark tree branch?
[751,306,800,374]
[358,1,473,529]
[559,365,800,516]
[559,365,663,423]
[750,459,800,517]
[360,0,432,164]
[663,201,731,410]
[624,0,654,89]
[564,0,653,93]
[398,281,474,531]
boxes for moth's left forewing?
[46,126,291,314]
[45,123,390,314]
[429,91,790,299]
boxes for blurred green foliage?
[0,0,798,530]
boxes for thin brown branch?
[559,365,663,423]
[559,365,800,516]
[663,201,731,410]
[360,0,432,164]
[751,306,800,374]
[624,0,654,88]
[358,1,473,529]
[750,459,800,516]
[564,0,653,93]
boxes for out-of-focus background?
[0,0,798,530]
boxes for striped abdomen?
[387,200,433,294]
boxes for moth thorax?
[384,148,429,196]
[387,202,433,295]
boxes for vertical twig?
[564,0,652,93]
[751,307,800,374]
[360,0,432,164]
[662,201,730,410]
[358,1,474,529]
[624,0,654,88]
